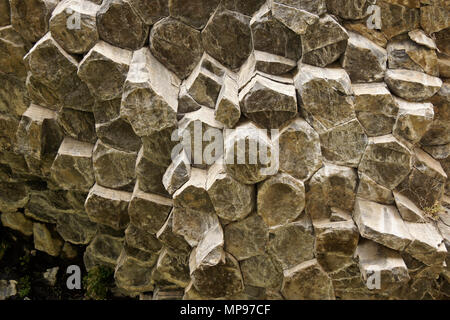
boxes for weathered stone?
[97,0,148,50]
[168,0,219,30]
[33,222,63,257]
[0,212,33,236]
[344,22,388,48]
[385,69,442,102]
[156,211,191,254]
[251,4,302,61]
[202,9,252,70]
[320,119,368,168]
[93,99,121,124]
[85,183,131,230]
[378,1,420,39]
[56,212,97,245]
[341,31,387,83]
[257,173,305,227]
[241,254,283,289]
[121,48,180,137]
[0,280,17,300]
[0,114,19,152]
[295,64,355,131]
[78,41,132,101]
[0,73,29,119]
[353,83,399,137]
[141,127,178,167]
[25,73,59,112]
[190,252,244,298]
[84,233,124,270]
[353,198,413,251]
[438,53,450,78]
[215,73,240,129]
[128,184,173,235]
[420,5,449,34]
[239,74,297,129]
[393,98,434,144]
[306,163,358,222]
[421,83,450,146]
[355,239,410,292]
[387,40,439,77]
[314,219,359,273]
[359,135,412,189]
[162,151,190,195]
[50,137,95,192]
[156,247,190,288]
[0,0,10,27]
[281,259,335,300]
[301,15,349,67]
[408,29,438,50]
[271,1,320,36]
[0,26,28,79]
[125,224,162,253]
[57,108,97,144]
[93,140,137,191]
[135,147,168,196]
[224,214,268,261]
[206,163,255,221]
[128,0,168,25]
[268,216,315,270]
[96,117,142,153]
[393,191,427,223]
[326,0,372,20]
[49,0,100,54]
[178,84,202,115]
[10,0,58,42]
[357,173,395,205]
[274,0,326,15]
[222,0,266,16]
[150,17,203,79]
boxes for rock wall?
[0,0,449,300]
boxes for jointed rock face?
[0,0,449,300]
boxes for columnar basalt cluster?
[0,0,449,300]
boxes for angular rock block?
[156,211,191,254]
[271,1,321,36]
[57,108,97,144]
[49,0,100,54]
[224,214,268,261]
[341,31,387,83]
[421,84,450,146]
[84,234,124,270]
[215,73,241,129]
[10,0,58,42]
[25,73,60,112]
[0,212,33,236]
[240,254,283,289]
[150,17,203,79]
[202,8,253,70]
[353,198,413,251]
[0,114,19,152]
[222,0,266,16]
[33,222,64,257]
[353,83,399,137]
[93,140,137,191]
[0,26,28,79]
[168,0,220,30]
[257,173,305,227]
[141,127,178,167]
[125,224,162,254]
[50,137,95,192]
[306,163,357,222]
[128,184,173,235]
[162,151,191,195]
[125,0,167,25]
[56,212,97,245]
[420,4,449,34]
[281,259,335,300]
[294,64,354,131]
[206,163,255,222]
[326,0,372,20]
[135,147,169,196]
[239,74,297,129]
[394,191,426,223]
[385,69,442,102]
[378,1,420,40]
[95,117,142,153]
[93,98,121,125]
[359,135,412,190]
[85,183,131,230]
[78,41,132,101]
[155,247,190,288]
[97,0,149,50]
[357,173,395,205]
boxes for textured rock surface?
[1,0,450,301]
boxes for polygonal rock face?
[50,137,95,192]
[224,122,278,184]
[353,83,399,137]
[56,212,97,245]
[206,163,255,222]
[202,9,253,70]
[156,247,190,287]
[0,182,29,213]
[150,17,203,79]
[306,163,357,222]
[353,198,413,251]
[128,0,168,25]
[271,1,320,36]
[78,41,132,101]
[33,222,63,257]
[385,69,442,102]
[125,224,162,253]
[121,48,179,137]
[301,14,349,67]
[378,1,420,40]
[49,0,100,54]
[156,211,191,254]
[393,98,434,144]
[0,26,28,80]
[281,259,335,300]
[0,73,29,116]
[222,0,266,16]
[239,75,298,129]
[341,31,387,83]
[275,0,326,14]
[326,0,372,20]
[224,214,268,261]
[358,173,394,205]
[358,135,412,190]
[190,252,244,298]
[393,191,426,223]
[162,151,191,195]
[215,73,241,129]
[95,118,142,153]
[92,140,137,191]
[294,64,355,131]
[257,173,305,227]
[84,233,124,271]
[240,254,283,289]
[168,0,220,30]
[134,148,168,196]
[420,5,449,35]
[97,0,148,50]
[0,212,33,237]
[268,216,315,270]
[10,0,58,43]
[421,83,450,146]
[57,108,97,144]
[85,183,131,230]
[128,184,173,235]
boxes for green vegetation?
[18,275,31,298]
[423,202,443,220]
[83,265,114,300]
